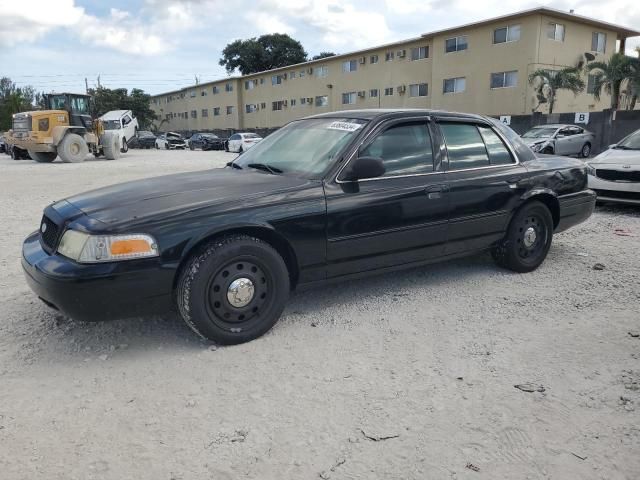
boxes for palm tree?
[528,66,585,114]
[586,53,634,110]
[627,56,640,110]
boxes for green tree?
[626,56,640,110]
[219,34,308,75]
[586,53,635,110]
[88,86,157,129]
[528,66,585,114]
[312,52,336,60]
[0,77,37,130]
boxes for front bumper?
[588,174,640,205]
[21,231,175,321]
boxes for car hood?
[524,136,551,145]
[63,168,315,228]
[590,148,640,165]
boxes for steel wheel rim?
[516,214,547,261]
[205,257,273,329]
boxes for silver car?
[522,124,595,158]
[587,128,640,205]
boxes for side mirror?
[341,156,385,181]
[608,144,617,149]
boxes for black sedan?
[189,133,226,151]
[22,109,595,344]
[129,130,157,149]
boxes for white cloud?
[251,12,297,35]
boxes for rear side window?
[360,122,433,176]
[478,126,514,165]
[439,123,489,170]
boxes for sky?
[1,0,639,95]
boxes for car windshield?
[202,134,218,139]
[243,133,261,139]
[616,130,640,150]
[103,120,120,130]
[232,118,368,178]
[522,127,557,139]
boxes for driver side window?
[360,121,433,177]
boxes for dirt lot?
[0,149,639,480]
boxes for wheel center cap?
[227,278,255,308]
[523,227,537,248]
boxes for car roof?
[531,124,579,129]
[100,110,131,120]
[305,108,488,122]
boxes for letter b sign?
[575,112,589,124]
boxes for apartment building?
[151,7,639,132]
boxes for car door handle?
[424,184,447,199]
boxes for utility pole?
[85,77,89,93]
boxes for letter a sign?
[499,115,511,125]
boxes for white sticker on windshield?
[327,121,363,132]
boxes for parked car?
[587,128,640,205]
[21,109,595,345]
[522,124,594,157]
[100,110,139,153]
[226,132,263,153]
[129,131,156,149]
[0,133,6,154]
[155,132,187,150]
[189,133,226,151]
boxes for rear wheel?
[29,151,57,163]
[492,201,553,273]
[581,143,591,158]
[58,133,88,163]
[238,145,243,154]
[189,143,195,151]
[165,143,170,150]
[120,137,128,153]
[10,147,19,160]
[176,235,290,344]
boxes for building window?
[315,66,329,78]
[493,24,521,44]
[272,100,284,111]
[201,109,208,117]
[315,95,328,107]
[587,74,598,94]
[300,97,307,105]
[342,60,358,73]
[225,83,233,92]
[370,89,379,97]
[490,71,518,88]
[201,90,207,96]
[591,32,606,53]
[547,23,565,41]
[385,51,394,61]
[443,77,466,93]
[190,110,197,118]
[445,35,468,53]
[226,106,234,115]
[384,87,394,96]
[190,91,196,98]
[245,80,255,90]
[213,107,220,116]
[410,46,429,61]
[290,98,297,107]
[271,75,283,85]
[342,92,357,105]
[299,70,305,78]
[409,83,428,97]
[183,111,187,118]
[212,86,219,94]
[370,54,379,64]
[246,104,257,113]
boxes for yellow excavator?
[6,92,121,163]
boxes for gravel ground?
[0,149,639,480]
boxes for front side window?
[591,32,606,52]
[315,95,328,107]
[547,23,565,41]
[360,122,433,176]
[445,36,468,53]
[410,46,429,61]
[409,83,428,97]
[440,123,490,170]
[342,92,357,105]
[443,77,466,93]
[233,117,368,178]
[490,71,518,89]
[342,60,358,73]
[494,24,521,43]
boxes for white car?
[227,132,263,153]
[155,132,187,150]
[587,129,640,205]
[100,110,139,153]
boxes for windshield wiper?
[247,163,283,174]
[226,161,242,169]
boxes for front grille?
[595,169,640,183]
[12,114,31,132]
[40,216,61,253]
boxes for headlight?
[530,143,543,152]
[586,163,597,176]
[57,230,159,263]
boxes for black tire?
[29,151,57,163]
[176,235,290,344]
[492,201,553,273]
[165,143,170,150]
[238,145,243,153]
[189,143,195,151]
[155,143,160,149]
[541,146,554,154]
[120,137,128,153]
[10,147,19,160]
[580,142,591,158]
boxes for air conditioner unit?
[397,49,406,58]
[397,85,406,94]
[357,90,366,97]
[359,56,366,64]
[307,67,314,74]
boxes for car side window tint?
[478,126,514,165]
[360,122,433,176]
[439,123,490,170]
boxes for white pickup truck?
[99,110,139,153]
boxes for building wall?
[151,12,627,132]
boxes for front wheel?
[58,133,88,163]
[176,235,290,344]
[580,143,591,158]
[120,137,128,153]
[492,201,553,273]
